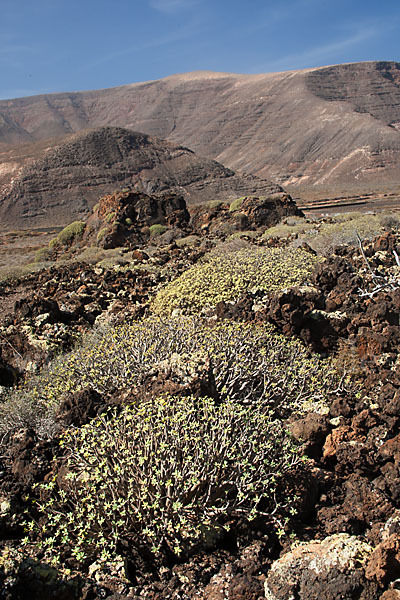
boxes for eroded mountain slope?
[2,62,400,191]
[0,126,283,228]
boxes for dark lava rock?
[190,194,302,236]
[56,388,106,427]
[85,189,190,250]
[289,413,331,458]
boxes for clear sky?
[0,0,399,100]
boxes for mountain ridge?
[2,61,400,193]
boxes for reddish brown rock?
[365,535,400,587]
[381,591,400,600]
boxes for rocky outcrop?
[190,194,302,235]
[72,189,302,250]
[264,534,376,600]
[84,188,190,249]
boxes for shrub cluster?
[151,247,321,315]
[3,317,336,437]
[31,395,300,563]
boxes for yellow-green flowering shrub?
[34,247,52,263]
[4,317,336,436]
[152,247,321,315]
[31,394,301,564]
[96,227,109,243]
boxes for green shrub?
[263,222,310,240]
[31,394,301,564]
[96,228,108,243]
[34,247,51,263]
[229,197,245,212]
[56,221,86,246]
[105,212,116,224]
[175,235,200,248]
[74,246,107,264]
[149,224,167,237]
[48,238,59,250]
[208,200,224,209]
[152,247,321,315]
[5,317,335,436]
[125,217,133,226]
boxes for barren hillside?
[1,61,400,192]
[0,126,283,228]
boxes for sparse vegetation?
[263,211,400,255]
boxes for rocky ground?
[1,193,400,599]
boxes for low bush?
[96,227,109,243]
[48,238,59,250]
[56,222,86,246]
[34,247,52,263]
[105,212,116,224]
[263,222,311,240]
[30,394,301,564]
[73,246,107,264]
[229,197,245,212]
[176,235,200,248]
[152,247,321,315]
[208,200,224,209]
[149,224,167,237]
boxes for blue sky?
[0,0,399,99]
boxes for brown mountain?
[1,61,400,195]
[0,126,284,228]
